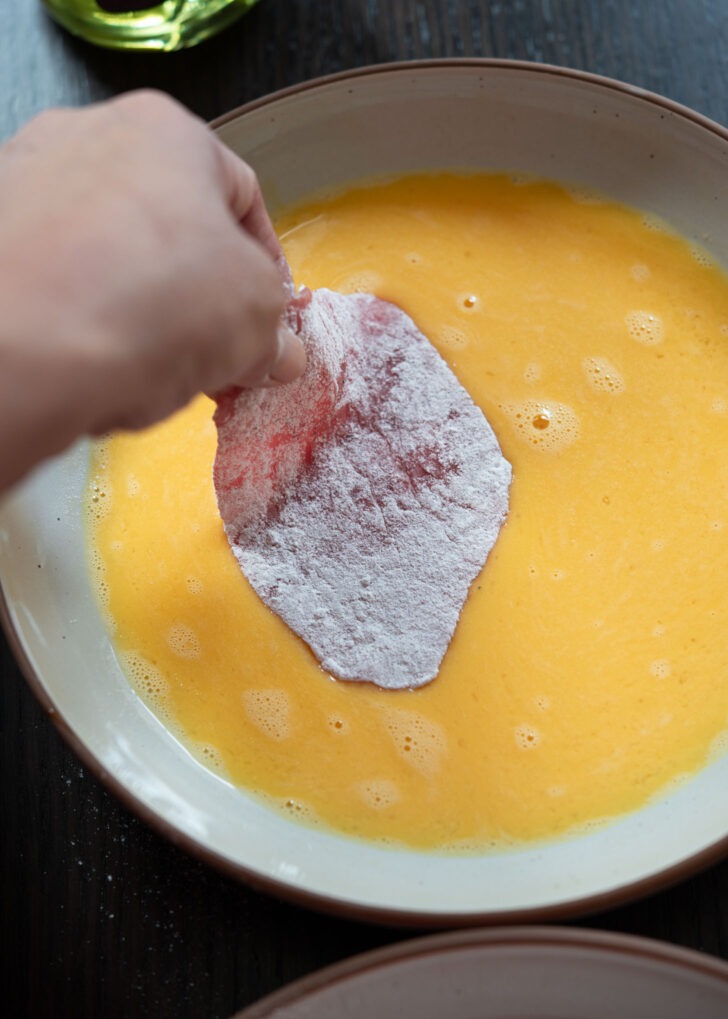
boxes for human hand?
[0,90,305,489]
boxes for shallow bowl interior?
[2,61,728,925]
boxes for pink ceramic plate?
[237,927,728,1019]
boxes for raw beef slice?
[213,289,511,689]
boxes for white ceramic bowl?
[2,61,728,925]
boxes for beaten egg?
[86,173,728,851]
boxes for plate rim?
[210,56,728,142]
[3,57,728,928]
[234,924,728,1018]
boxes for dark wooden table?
[1,2,727,1016]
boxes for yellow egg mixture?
[87,174,728,851]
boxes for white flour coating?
[214,289,511,689]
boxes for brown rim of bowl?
[210,56,728,140]
[3,59,728,930]
[233,925,728,1017]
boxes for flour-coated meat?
[214,289,511,689]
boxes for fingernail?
[265,325,306,385]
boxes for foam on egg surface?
[86,173,728,851]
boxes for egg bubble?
[499,399,580,453]
[94,441,110,471]
[659,771,691,795]
[650,658,671,680]
[326,714,351,735]
[166,622,201,660]
[126,474,140,497]
[281,798,317,824]
[630,262,651,282]
[458,292,480,312]
[405,251,423,266]
[720,324,728,337]
[122,652,173,723]
[710,398,727,415]
[689,243,714,268]
[439,325,468,349]
[185,575,204,596]
[582,356,626,394]
[340,270,382,294]
[87,547,110,611]
[86,477,112,523]
[440,835,507,855]
[572,816,611,835]
[195,743,226,774]
[625,310,664,345]
[641,212,668,233]
[382,708,447,777]
[566,185,604,205]
[443,838,479,853]
[533,695,551,712]
[514,724,541,750]
[357,778,400,810]
[243,688,292,741]
[523,362,541,383]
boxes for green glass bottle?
[42,0,261,52]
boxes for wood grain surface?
[1,2,727,1017]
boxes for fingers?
[187,227,304,398]
[212,137,296,290]
[208,136,304,388]
[256,325,308,387]
[106,93,306,392]
[225,287,307,391]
